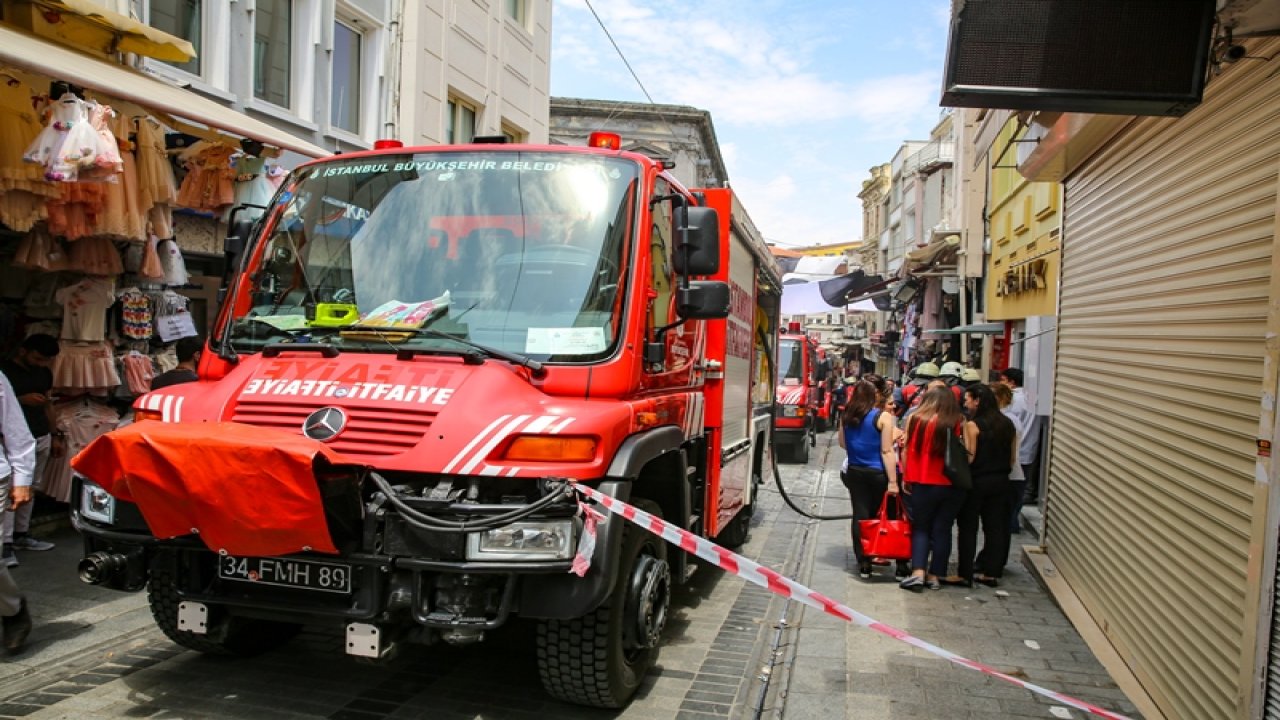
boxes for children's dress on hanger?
[23,93,99,181]
[135,117,177,237]
[55,276,116,341]
[47,398,120,503]
[11,225,68,271]
[53,342,120,390]
[0,79,57,231]
[222,155,275,221]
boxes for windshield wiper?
[337,325,547,378]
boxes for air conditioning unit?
[940,0,1216,117]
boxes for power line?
[582,0,680,142]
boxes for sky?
[549,0,954,248]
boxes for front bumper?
[73,477,631,627]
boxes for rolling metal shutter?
[1048,40,1280,720]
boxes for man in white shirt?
[999,368,1041,532]
[0,374,34,653]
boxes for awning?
[0,24,329,158]
[905,234,960,271]
[922,322,1005,335]
[22,0,195,62]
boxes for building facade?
[548,97,728,190]
[396,0,551,146]
[140,0,551,152]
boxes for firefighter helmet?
[960,368,982,383]
[912,362,940,379]
[939,361,965,378]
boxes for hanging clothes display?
[222,154,275,221]
[11,225,68,271]
[176,142,236,212]
[135,117,177,238]
[156,238,188,286]
[118,286,152,339]
[0,76,57,232]
[121,352,154,395]
[55,276,115,341]
[88,112,146,241]
[47,397,120,503]
[23,92,100,181]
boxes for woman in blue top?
[837,375,902,579]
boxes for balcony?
[905,140,955,176]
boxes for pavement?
[772,432,1143,720]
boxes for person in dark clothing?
[0,334,60,566]
[948,384,1017,587]
[151,336,203,390]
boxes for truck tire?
[147,569,300,656]
[537,499,670,708]
[715,503,752,549]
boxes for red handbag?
[859,494,912,560]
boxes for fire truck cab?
[773,329,819,463]
[71,136,782,709]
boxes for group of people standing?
[837,366,1038,592]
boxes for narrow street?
[0,432,1137,720]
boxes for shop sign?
[994,259,1049,297]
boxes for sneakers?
[1,547,16,569]
[898,575,924,592]
[925,578,942,591]
[10,536,54,552]
[857,561,872,580]
[2,598,31,654]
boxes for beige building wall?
[397,0,552,146]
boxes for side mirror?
[673,206,720,275]
[677,280,730,319]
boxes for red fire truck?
[71,134,782,709]
[773,329,818,463]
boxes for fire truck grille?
[231,400,437,457]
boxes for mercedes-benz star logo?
[303,407,348,442]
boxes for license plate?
[218,555,352,594]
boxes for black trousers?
[956,474,1011,579]
[841,466,888,564]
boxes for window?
[150,0,202,75]
[501,123,525,144]
[254,0,292,108]
[331,18,362,133]
[504,0,526,26]
[649,178,675,331]
[446,98,476,144]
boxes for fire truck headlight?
[80,479,116,524]
[781,405,805,418]
[466,520,576,561]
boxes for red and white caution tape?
[570,483,1133,720]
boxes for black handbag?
[943,427,972,490]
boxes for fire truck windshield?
[777,338,803,382]
[225,152,639,362]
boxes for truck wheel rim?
[626,552,670,652]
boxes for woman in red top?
[899,387,972,591]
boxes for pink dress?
[47,399,121,502]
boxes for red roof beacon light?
[373,139,404,149]
[587,132,622,150]
[788,321,801,333]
